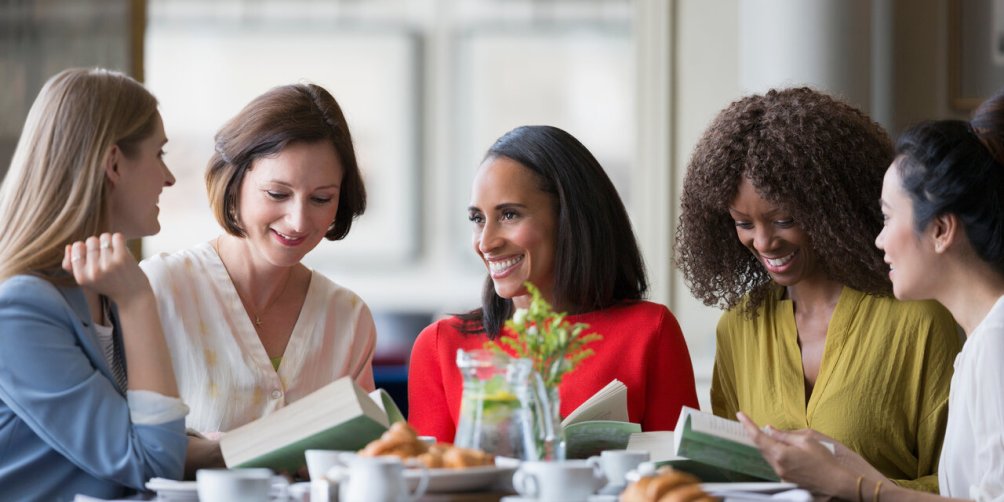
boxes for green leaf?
[497,281,604,390]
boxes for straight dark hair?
[895,88,1004,275]
[458,125,648,338]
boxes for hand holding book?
[736,412,885,499]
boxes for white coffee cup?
[337,453,429,502]
[587,450,650,486]
[305,449,354,481]
[196,468,274,502]
[287,481,312,502]
[512,460,606,501]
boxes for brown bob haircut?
[205,83,366,240]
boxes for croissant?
[619,467,716,502]
[358,421,429,458]
[358,422,494,469]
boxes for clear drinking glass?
[453,349,564,460]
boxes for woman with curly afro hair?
[675,87,962,491]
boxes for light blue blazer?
[0,274,186,501]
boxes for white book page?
[677,406,755,447]
[561,379,629,427]
[675,407,835,456]
[627,431,682,462]
[368,388,386,414]
[367,388,401,424]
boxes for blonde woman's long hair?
[0,68,158,284]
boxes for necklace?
[214,238,293,328]
[249,274,290,326]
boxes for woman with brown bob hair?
[675,87,962,491]
[141,83,376,463]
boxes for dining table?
[417,491,513,502]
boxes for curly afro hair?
[674,87,894,315]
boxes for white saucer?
[500,496,612,502]
[596,482,625,495]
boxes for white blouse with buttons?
[140,241,377,434]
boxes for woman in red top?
[407,125,699,442]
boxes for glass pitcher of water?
[453,349,563,460]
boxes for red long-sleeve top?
[406,300,699,442]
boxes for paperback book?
[626,406,779,482]
[220,376,403,471]
[562,379,641,459]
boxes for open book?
[562,379,641,459]
[626,406,779,482]
[220,376,404,471]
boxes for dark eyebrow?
[265,180,340,190]
[468,202,528,212]
[495,202,527,210]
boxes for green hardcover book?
[220,376,390,472]
[627,431,764,482]
[672,406,778,481]
[565,419,641,459]
[560,379,640,459]
[368,388,406,425]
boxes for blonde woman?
[0,68,187,499]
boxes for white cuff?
[126,390,189,425]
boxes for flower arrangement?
[485,282,603,389]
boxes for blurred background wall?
[0,0,986,412]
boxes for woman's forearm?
[865,479,966,502]
[184,436,224,479]
[116,289,179,397]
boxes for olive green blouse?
[711,286,963,493]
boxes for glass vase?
[530,384,566,461]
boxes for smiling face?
[237,140,343,268]
[875,160,937,301]
[107,113,175,239]
[728,176,826,287]
[469,156,558,308]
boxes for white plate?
[501,495,615,502]
[701,481,797,493]
[587,496,619,502]
[405,465,516,493]
[144,477,290,501]
[145,478,198,501]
